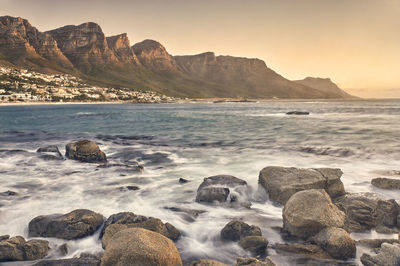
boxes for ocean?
[0,100,399,265]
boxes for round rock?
[313,227,356,259]
[282,189,345,238]
[101,228,182,266]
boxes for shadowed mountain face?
[0,15,355,99]
[294,77,357,98]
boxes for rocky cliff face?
[294,77,356,98]
[0,15,355,99]
[46,22,117,69]
[132,39,177,71]
[106,33,140,65]
[0,16,72,68]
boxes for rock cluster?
[0,235,49,262]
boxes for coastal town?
[0,66,179,103]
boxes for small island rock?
[65,140,106,163]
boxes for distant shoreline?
[0,98,398,106]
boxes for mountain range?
[0,16,355,99]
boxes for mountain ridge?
[0,15,356,99]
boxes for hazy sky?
[2,0,400,97]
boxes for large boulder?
[0,235,49,262]
[29,209,104,240]
[312,227,356,259]
[66,140,106,163]
[220,220,261,241]
[259,166,345,204]
[235,257,277,266]
[196,175,247,204]
[334,192,399,233]
[371,177,400,190]
[101,228,182,266]
[189,260,228,266]
[101,212,180,248]
[360,242,400,266]
[283,189,346,238]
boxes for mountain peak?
[132,39,176,71]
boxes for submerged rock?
[179,177,190,184]
[360,242,400,266]
[65,140,106,163]
[371,177,400,190]
[164,206,207,222]
[357,238,399,248]
[37,145,63,159]
[235,257,277,266]
[101,212,180,248]
[101,228,182,266]
[334,192,399,233]
[286,111,310,115]
[0,190,18,197]
[34,257,101,266]
[220,220,262,241]
[28,209,104,240]
[0,235,49,262]
[196,175,248,204]
[312,227,356,259]
[258,166,345,204]
[189,259,228,266]
[283,189,346,238]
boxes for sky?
[2,0,400,98]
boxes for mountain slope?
[294,77,357,99]
[0,15,355,99]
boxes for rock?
[357,238,399,248]
[189,259,228,266]
[239,236,268,255]
[196,175,247,203]
[312,227,356,259]
[334,192,399,232]
[0,235,9,241]
[101,212,180,248]
[286,111,310,115]
[179,178,190,184]
[196,187,230,203]
[37,145,63,157]
[28,209,104,240]
[118,185,139,191]
[235,257,277,266]
[100,228,182,266]
[0,190,18,196]
[360,242,400,266]
[220,220,262,241]
[372,177,400,190]
[283,189,346,238]
[0,235,49,262]
[164,207,207,222]
[258,166,345,204]
[272,242,331,260]
[65,140,107,163]
[59,243,68,255]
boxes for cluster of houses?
[0,67,178,103]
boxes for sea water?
[0,100,399,265]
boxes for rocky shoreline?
[1,140,400,265]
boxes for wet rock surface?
[101,211,180,248]
[0,235,49,262]
[312,227,356,259]
[189,259,228,266]
[283,189,346,238]
[371,177,400,190]
[238,236,268,255]
[28,209,104,240]
[360,242,400,266]
[286,111,310,115]
[101,227,182,266]
[235,257,277,266]
[334,192,399,233]
[259,166,345,204]
[220,220,262,241]
[196,175,248,203]
[272,242,332,260]
[65,140,107,163]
